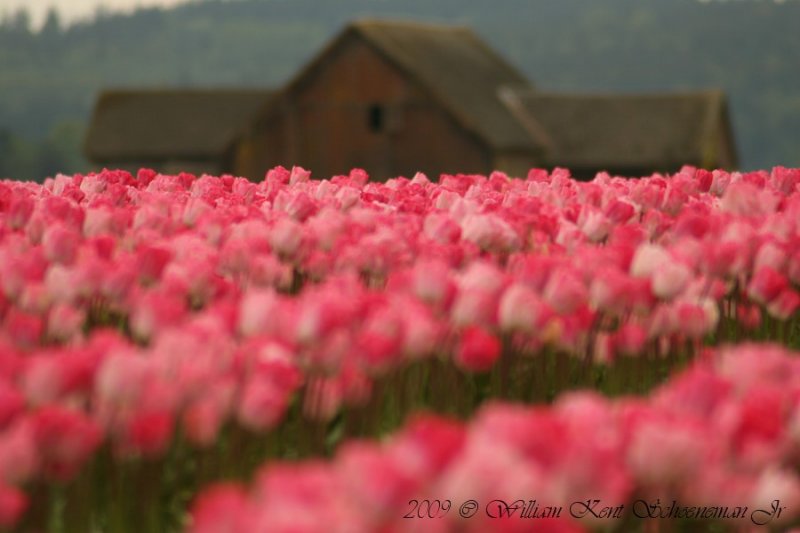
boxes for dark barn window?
[368,104,384,132]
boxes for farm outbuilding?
[84,89,276,176]
[238,19,542,180]
[500,88,738,179]
[84,19,738,181]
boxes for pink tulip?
[18,282,51,315]
[727,385,788,461]
[42,224,80,266]
[0,247,47,301]
[285,191,317,221]
[334,185,361,210]
[674,299,719,339]
[604,198,636,224]
[423,213,462,244]
[46,303,85,342]
[6,189,34,230]
[410,259,456,310]
[125,410,174,458]
[748,267,789,305]
[0,420,38,485]
[182,382,235,447]
[787,251,800,285]
[435,436,548,531]
[237,378,290,432]
[661,181,690,215]
[654,373,731,438]
[588,267,635,315]
[770,166,800,194]
[94,351,151,424]
[613,323,648,356]
[136,244,172,285]
[714,344,795,393]
[397,302,442,358]
[181,197,213,227]
[129,289,187,341]
[766,288,800,320]
[736,304,762,330]
[754,241,789,272]
[302,376,344,422]
[336,441,421,517]
[3,309,43,349]
[451,288,499,329]
[651,261,692,300]
[455,326,501,373]
[338,360,373,407]
[394,414,467,475]
[0,382,23,432]
[0,484,28,530]
[460,213,520,253]
[498,283,550,334]
[458,260,506,294]
[31,406,102,481]
[268,217,304,259]
[293,291,354,346]
[626,412,714,487]
[237,289,285,339]
[543,271,587,315]
[189,483,253,533]
[82,207,114,237]
[578,207,611,242]
[720,180,779,216]
[750,468,800,526]
[355,308,404,372]
[630,243,670,278]
[433,189,461,211]
[289,165,311,185]
[251,463,365,533]
[702,240,745,278]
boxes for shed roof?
[500,88,734,171]
[84,89,276,161]
[288,19,537,152]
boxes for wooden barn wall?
[716,122,738,170]
[253,35,492,181]
[234,112,288,180]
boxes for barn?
[84,19,738,181]
[84,89,275,176]
[237,19,541,180]
[500,88,738,179]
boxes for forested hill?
[1,0,798,180]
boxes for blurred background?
[0,0,798,181]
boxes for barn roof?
[500,88,736,171]
[288,19,537,152]
[84,89,276,161]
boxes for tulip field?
[1,165,800,532]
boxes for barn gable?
[284,19,539,154]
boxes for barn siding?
[254,34,492,180]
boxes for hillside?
[1,0,798,179]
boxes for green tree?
[40,7,62,36]
[6,7,31,34]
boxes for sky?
[0,0,192,28]
[1,0,793,28]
